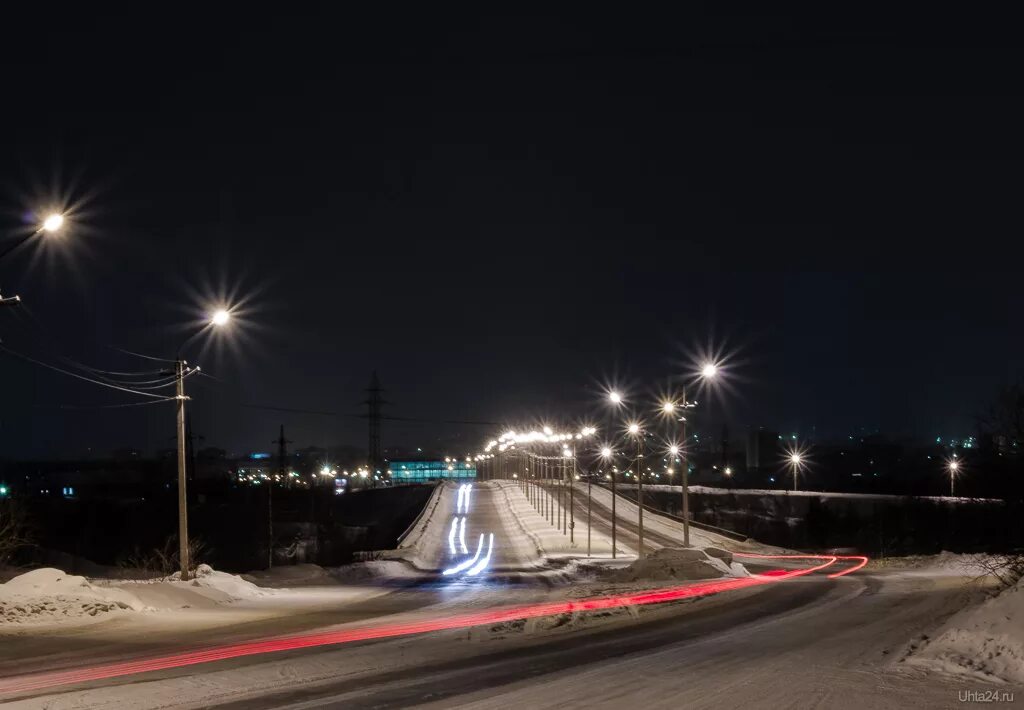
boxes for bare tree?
[0,499,31,566]
[980,383,1024,454]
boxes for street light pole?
[636,432,643,557]
[628,422,643,558]
[681,388,690,548]
[569,444,575,544]
[175,358,191,580]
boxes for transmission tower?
[363,372,390,483]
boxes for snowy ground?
[646,483,1000,504]
[905,570,1024,684]
[1,483,1020,708]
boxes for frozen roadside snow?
[492,480,616,560]
[906,574,1024,683]
[330,560,423,582]
[598,547,749,583]
[1,564,277,629]
[0,568,144,626]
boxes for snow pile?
[908,576,1024,683]
[242,563,335,588]
[0,568,145,625]
[602,547,748,583]
[174,564,272,601]
[394,481,455,570]
[330,560,419,582]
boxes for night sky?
[1,6,1021,459]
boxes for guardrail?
[594,482,749,542]
[396,481,443,547]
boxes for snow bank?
[0,568,144,626]
[330,560,421,582]
[908,576,1024,683]
[644,484,998,504]
[176,564,272,601]
[0,565,279,628]
[492,481,616,560]
[601,548,748,583]
[393,481,457,570]
[242,563,336,588]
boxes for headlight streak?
[456,484,467,514]
[464,484,472,514]
[466,533,494,576]
[458,516,468,554]
[442,533,484,576]
[0,555,860,695]
[448,517,460,555]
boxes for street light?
[172,306,234,580]
[211,309,231,327]
[674,362,720,547]
[627,421,645,558]
[947,459,960,497]
[609,390,623,405]
[788,451,805,491]
[41,213,65,233]
[0,213,68,305]
[599,445,615,558]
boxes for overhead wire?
[0,344,179,399]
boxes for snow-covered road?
[0,481,1013,708]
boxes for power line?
[240,403,499,426]
[0,344,177,399]
[109,345,178,364]
[53,399,176,410]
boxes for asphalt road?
[1,483,1013,709]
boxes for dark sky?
[0,6,1021,459]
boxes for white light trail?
[458,516,468,554]
[466,533,495,576]
[442,533,484,576]
[448,517,459,555]
[464,484,472,514]
[456,484,466,513]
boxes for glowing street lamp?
[628,421,646,557]
[947,459,960,497]
[608,390,623,405]
[0,212,68,287]
[41,213,65,233]
[673,361,721,547]
[211,309,231,327]
[787,451,806,491]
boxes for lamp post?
[628,421,644,557]
[0,212,65,264]
[948,459,959,497]
[673,363,719,548]
[790,453,802,491]
[173,307,232,580]
[599,446,612,559]
[0,213,66,305]
[606,391,623,558]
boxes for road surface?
[0,481,1012,708]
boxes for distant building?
[746,428,781,472]
[388,460,476,483]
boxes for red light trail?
[0,554,865,696]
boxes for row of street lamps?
[477,362,725,560]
